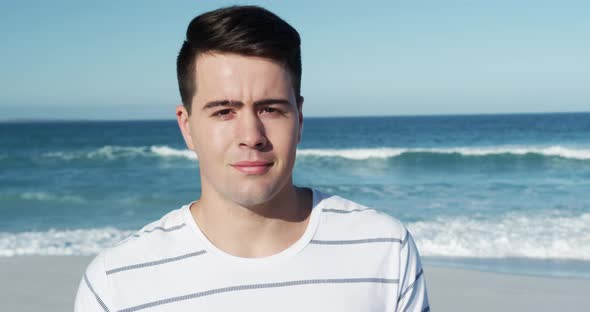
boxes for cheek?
[191,123,230,161]
[270,121,299,152]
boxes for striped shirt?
[75,189,429,311]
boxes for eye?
[211,108,233,120]
[212,109,233,117]
[261,107,282,115]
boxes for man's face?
[176,53,303,207]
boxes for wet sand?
[1,256,588,311]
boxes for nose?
[237,110,268,149]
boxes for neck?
[189,185,313,258]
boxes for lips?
[231,160,273,174]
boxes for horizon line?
[1,110,589,123]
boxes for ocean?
[1,113,589,278]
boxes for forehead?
[193,53,294,103]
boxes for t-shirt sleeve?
[74,252,114,312]
[396,227,429,312]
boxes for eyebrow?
[202,98,292,110]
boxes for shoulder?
[313,190,408,241]
[87,203,196,276]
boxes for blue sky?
[1,0,588,120]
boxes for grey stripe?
[106,250,207,275]
[131,223,186,238]
[84,273,110,312]
[322,208,373,214]
[401,232,409,249]
[310,238,402,245]
[398,269,424,304]
[400,232,412,292]
[119,277,398,312]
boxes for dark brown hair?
[176,5,302,114]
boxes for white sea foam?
[298,146,590,160]
[87,146,149,159]
[150,145,197,160]
[44,145,197,161]
[43,146,151,160]
[428,146,590,160]
[297,148,406,160]
[1,213,588,259]
[0,228,133,257]
[408,213,590,260]
[43,145,590,161]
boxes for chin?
[227,180,286,208]
[232,189,276,207]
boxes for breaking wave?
[2,213,588,260]
[298,146,590,160]
[408,212,590,260]
[41,145,590,161]
[0,228,133,257]
[43,145,197,161]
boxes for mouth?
[231,161,274,175]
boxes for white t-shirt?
[75,189,429,311]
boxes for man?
[75,5,428,311]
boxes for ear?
[176,104,196,150]
[296,96,304,144]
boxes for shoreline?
[1,255,589,311]
[422,256,590,280]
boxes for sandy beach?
[1,255,588,311]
